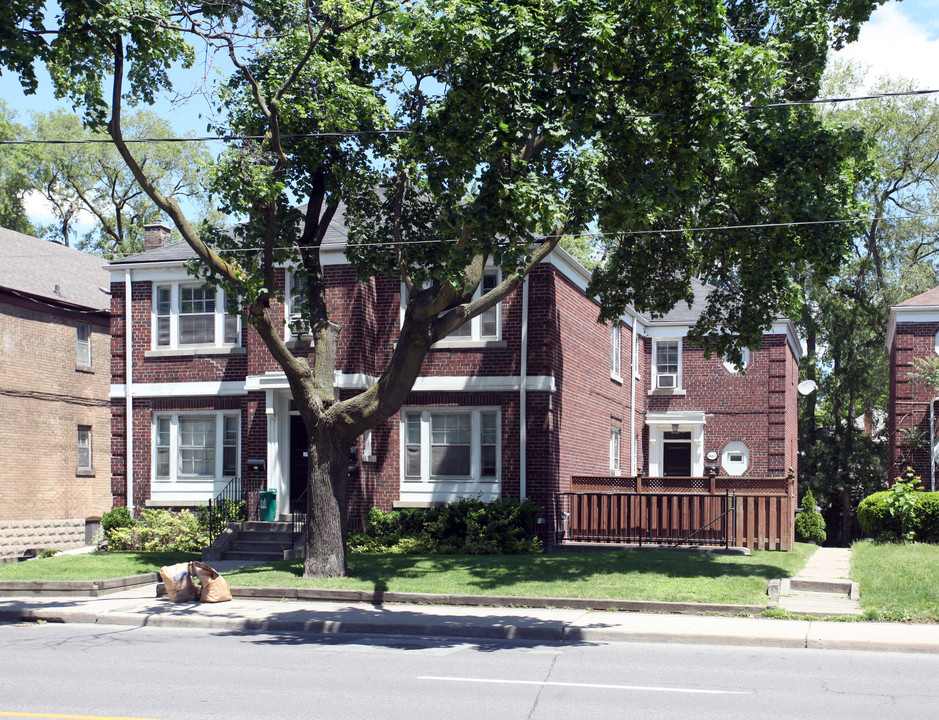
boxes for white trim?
[151,410,241,487]
[124,268,134,515]
[646,413,706,476]
[111,381,248,399]
[723,347,751,374]
[652,338,682,390]
[646,411,707,425]
[245,372,557,393]
[721,441,750,476]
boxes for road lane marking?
[0,713,167,720]
[418,676,750,695]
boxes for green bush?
[794,488,826,544]
[101,506,134,535]
[105,509,209,552]
[348,498,543,555]
[857,469,939,543]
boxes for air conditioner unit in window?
[657,373,677,389]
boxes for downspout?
[519,277,529,500]
[630,317,639,475]
[932,398,939,492]
[124,268,134,515]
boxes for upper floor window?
[154,412,240,481]
[403,408,499,482]
[76,323,91,367]
[722,347,751,374]
[611,323,621,378]
[153,284,240,350]
[285,270,311,341]
[654,339,681,389]
[402,269,502,343]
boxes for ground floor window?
[403,407,500,483]
[153,412,240,482]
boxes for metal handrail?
[206,477,245,545]
[291,487,308,548]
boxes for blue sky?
[1,0,937,230]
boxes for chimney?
[143,223,172,252]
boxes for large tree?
[1,0,881,576]
[27,108,214,256]
[797,62,939,543]
[0,100,37,235]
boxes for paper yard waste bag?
[159,562,198,602]
[192,561,232,603]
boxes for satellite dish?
[798,380,818,396]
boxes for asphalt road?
[2,623,938,719]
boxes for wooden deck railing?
[558,471,796,551]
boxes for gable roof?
[896,285,939,309]
[110,203,350,266]
[0,227,110,311]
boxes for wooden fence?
[557,471,796,551]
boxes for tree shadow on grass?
[225,547,808,604]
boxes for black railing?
[556,490,736,548]
[206,477,246,545]
[291,487,308,548]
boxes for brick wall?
[889,322,939,483]
[0,295,112,554]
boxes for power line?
[0,130,410,146]
[2,88,937,146]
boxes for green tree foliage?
[0,100,37,235]
[26,109,215,256]
[796,62,939,544]
[0,0,882,576]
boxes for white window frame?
[610,427,622,474]
[722,442,750,476]
[611,323,622,379]
[152,283,240,350]
[722,347,751,374]
[285,269,311,341]
[401,407,501,484]
[401,268,502,343]
[76,323,91,367]
[151,412,241,482]
[77,426,92,471]
[652,338,682,390]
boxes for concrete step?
[232,532,293,544]
[220,550,284,562]
[788,578,854,594]
[240,521,292,533]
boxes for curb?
[155,581,770,616]
[0,573,159,597]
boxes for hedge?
[857,490,939,543]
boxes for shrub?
[794,488,826,544]
[857,469,939,543]
[349,498,543,554]
[101,506,134,535]
[105,509,209,552]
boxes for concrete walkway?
[778,547,861,617]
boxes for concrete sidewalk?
[1,581,937,654]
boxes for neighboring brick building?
[108,223,800,536]
[0,228,112,559]
[887,286,939,489]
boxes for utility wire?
[1,88,937,146]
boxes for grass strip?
[225,544,816,605]
[0,551,199,581]
[852,541,939,622]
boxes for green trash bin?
[259,488,277,522]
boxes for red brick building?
[0,228,112,558]
[108,223,800,534]
[887,286,939,489]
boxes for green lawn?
[0,551,198,581]
[852,541,939,622]
[225,544,816,606]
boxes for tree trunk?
[302,424,351,578]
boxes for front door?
[662,431,692,476]
[289,415,309,513]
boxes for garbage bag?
[191,561,232,603]
[159,562,198,602]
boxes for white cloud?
[22,191,96,233]
[833,2,939,90]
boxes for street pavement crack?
[526,652,559,720]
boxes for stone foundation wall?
[0,519,89,559]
